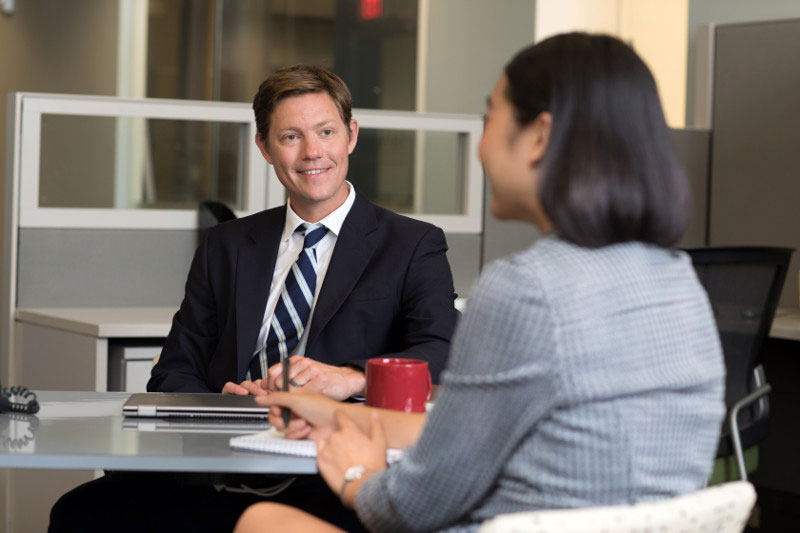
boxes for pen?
[281,357,291,428]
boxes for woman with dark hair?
[235,33,725,533]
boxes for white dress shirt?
[253,182,356,358]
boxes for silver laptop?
[122,392,269,420]
[122,417,269,434]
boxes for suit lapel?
[235,207,285,380]
[307,195,379,347]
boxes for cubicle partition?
[701,18,800,308]
[2,93,484,392]
[698,18,800,514]
[1,91,724,397]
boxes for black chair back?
[198,201,237,245]
[199,200,236,227]
[685,246,793,456]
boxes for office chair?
[198,200,237,229]
[479,481,756,533]
[685,246,793,481]
[198,200,237,245]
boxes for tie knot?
[298,224,328,249]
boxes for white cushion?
[479,481,756,533]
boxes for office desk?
[13,304,798,390]
[14,307,176,392]
[0,391,316,474]
[770,307,800,341]
[0,391,315,531]
[14,302,471,393]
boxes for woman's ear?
[526,111,552,167]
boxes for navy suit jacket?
[148,194,458,393]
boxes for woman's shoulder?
[520,237,690,278]
[477,237,696,308]
[467,240,557,318]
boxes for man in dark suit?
[149,64,455,397]
[50,65,457,533]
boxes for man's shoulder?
[203,205,285,244]
[235,205,285,226]
[354,195,442,237]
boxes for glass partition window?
[351,129,465,216]
[13,94,483,233]
[16,94,268,230]
[39,115,248,211]
[38,116,470,217]
[351,109,484,232]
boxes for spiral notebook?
[230,428,405,462]
[230,428,317,456]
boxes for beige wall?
[0,0,119,253]
[0,5,117,527]
[420,0,536,214]
[535,0,688,128]
[422,0,536,115]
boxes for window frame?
[13,92,484,233]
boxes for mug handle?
[425,370,432,401]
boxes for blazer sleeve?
[355,260,560,532]
[375,225,458,383]
[148,233,219,393]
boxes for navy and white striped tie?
[248,224,328,380]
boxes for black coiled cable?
[0,386,40,414]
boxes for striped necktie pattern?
[248,224,328,380]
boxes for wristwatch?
[339,465,372,503]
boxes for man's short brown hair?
[252,64,353,141]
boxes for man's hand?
[221,379,270,396]
[265,355,366,400]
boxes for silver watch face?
[344,465,368,481]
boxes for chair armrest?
[729,383,772,481]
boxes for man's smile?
[298,168,330,175]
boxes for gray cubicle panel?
[481,178,542,270]
[16,228,194,307]
[13,126,710,308]
[707,18,800,307]
[443,232,481,298]
[672,128,711,249]
[17,226,483,308]
[479,127,711,271]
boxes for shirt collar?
[282,181,356,241]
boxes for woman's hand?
[316,411,388,508]
[257,387,341,441]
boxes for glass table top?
[0,391,316,474]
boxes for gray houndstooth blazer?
[355,236,726,532]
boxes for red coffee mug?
[365,358,432,413]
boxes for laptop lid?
[122,392,269,420]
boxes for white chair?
[479,481,756,533]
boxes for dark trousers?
[49,472,366,533]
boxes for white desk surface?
[15,304,800,342]
[15,306,176,338]
[0,391,316,474]
[771,307,800,342]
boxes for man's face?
[256,92,358,222]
